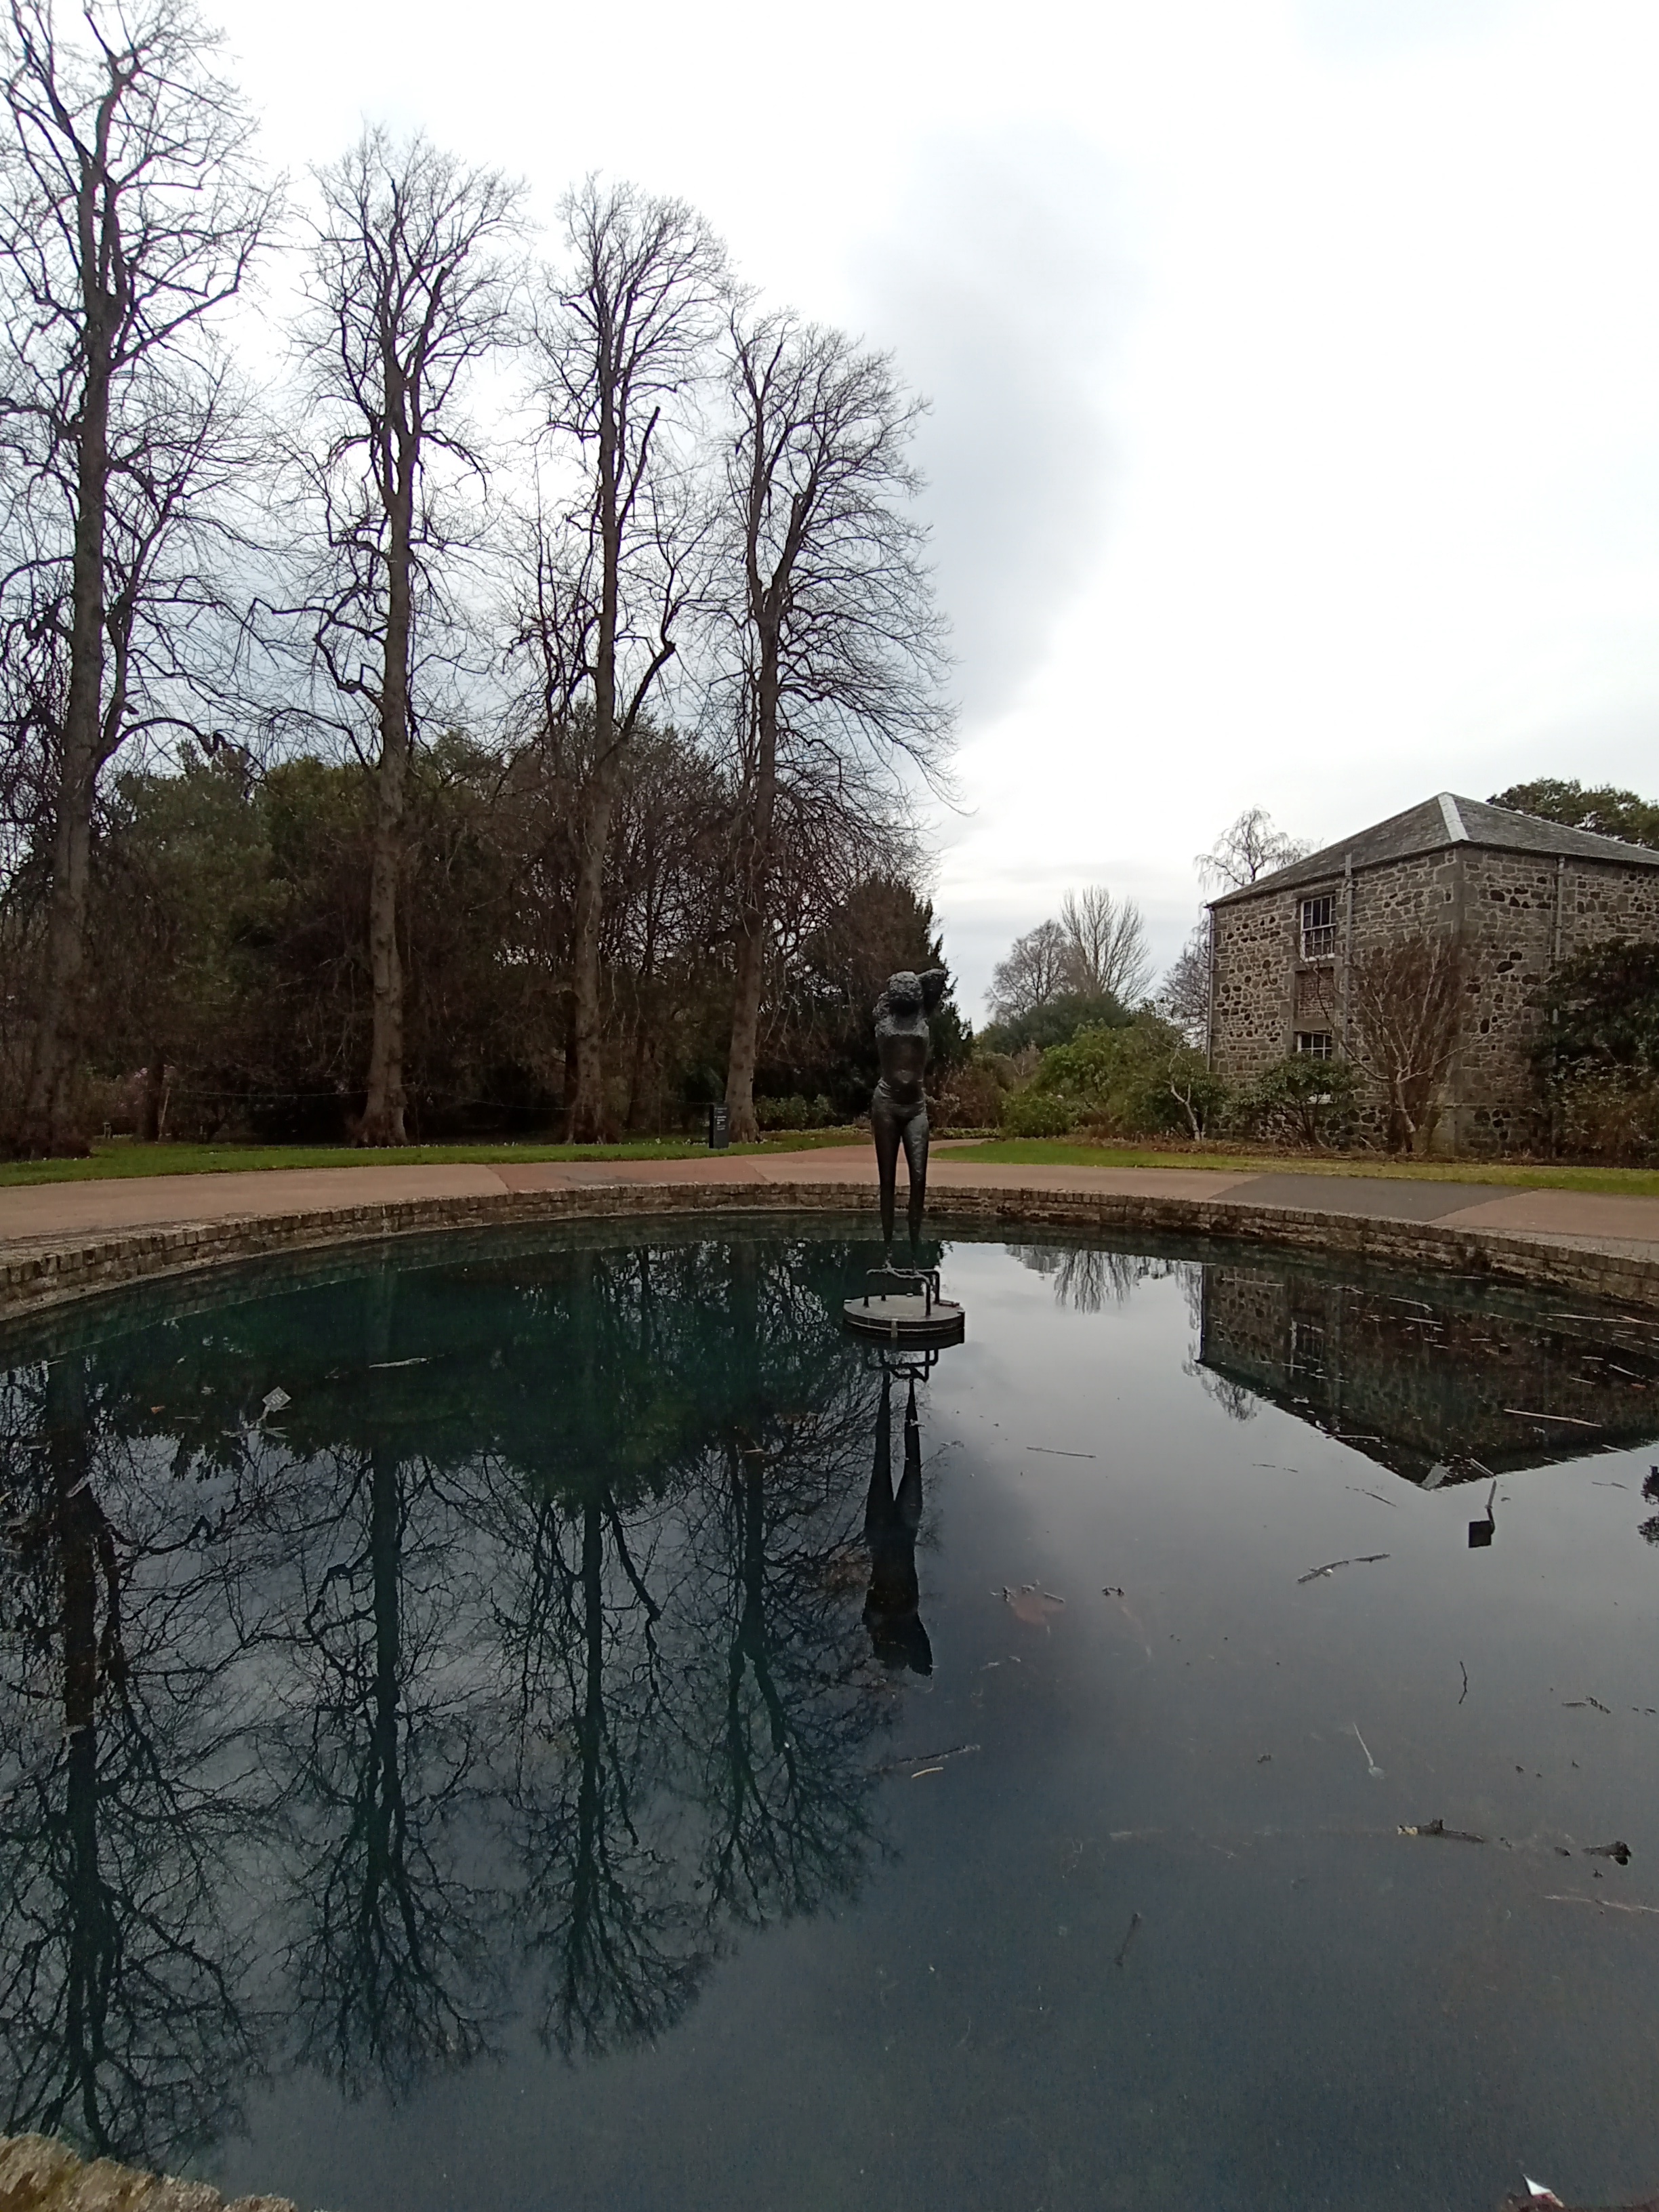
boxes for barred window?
[1294,1031,1334,1059]
[1289,1318,1327,1380]
[1300,894,1336,960]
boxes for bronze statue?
[871,968,947,1257]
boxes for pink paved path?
[0,1145,1655,1262]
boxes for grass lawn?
[949,1139,1659,1199]
[0,1128,863,1190]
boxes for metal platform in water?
[842,1266,966,1348]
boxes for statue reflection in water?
[863,1353,935,1675]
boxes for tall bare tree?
[296,129,521,1145]
[988,917,1071,1023]
[0,0,274,1151]
[1156,918,1212,1044]
[719,311,949,1141]
[1059,883,1151,1004]
[1195,806,1310,894]
[531,181,726,1143]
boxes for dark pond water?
[4,1218,1659,2211]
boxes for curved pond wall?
[0,1175,1654,1323]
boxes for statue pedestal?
[842,1266,965,1349]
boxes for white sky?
[210,0,1659,1017]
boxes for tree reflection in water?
[0,1230,903,2166]
[0,1348,276,2167]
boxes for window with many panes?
[1294,1031,1334,1059]
[1289,1317,1326,1380]
[1300,894,1336,959]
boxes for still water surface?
[3,1221,1659,2211]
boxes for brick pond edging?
[0,1175,1654,1323]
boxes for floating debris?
[1298,1554,1390,1585]
[1561,1697,1612,1715]
[1470,1480,1497,1549]
[1002,1584,1065,1628]
[1544,1893,1659,1917]
[1352,1724,1385,1780]
[260,1386,291,1418]
[1399,1818,1484,1844]
[1586,1840,1633,1865]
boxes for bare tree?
[295,130,522,1146]
[1157,918,1211,1044]
[1336,933,1465,1154]
[530,181,726,1144]
[1196,806,1310,895]
[1059,883,1151,1003]
[0,0,275,1151]
[988,917,1070,1023]
[718,310,949,1141]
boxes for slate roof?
[1208,793,1659,907]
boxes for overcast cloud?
[852,136,1126,724]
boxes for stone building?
[1206,793,1659,1152]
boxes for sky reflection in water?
[2,1223,1659,2212]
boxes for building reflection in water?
[1195,1263,1659,1486]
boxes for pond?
[3,1218,1659,2212]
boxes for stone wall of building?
[1211,841,1659,1154]
[1210,887,1300,1080]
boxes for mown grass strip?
[0,1128,863,1190]
[949,1139,1659,1198]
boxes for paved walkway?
[1,1146,1656,1262]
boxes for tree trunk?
[566,356,621,1147]
[565,766,617,1143]
[359,428,415,1148]
[137,1049,166,1143]
[724,642,781,1144]
[19,306,113,1157]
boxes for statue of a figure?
[871,968,947,1256]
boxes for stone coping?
[0,2131,293,2211]
[0,1174,1654,1328]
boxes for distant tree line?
[0,3,954,1152]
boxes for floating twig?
[1024,1446,1096,1458]
[1502,1408,1600,1427]
[1298,1553,1391,1585]
[1459,1661,1469,1705]
[1545,1893,1659,1916]
[1113,1910,1143,1968]
[1352,1723,1385,1779]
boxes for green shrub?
[1000,1089,1080,1137]
[756,1093,810,1131]
[937,1054,1013,1131]
[1534,938,1659,1160]
[1025,1014,1229,1139]
[1232,1053,1359,1147]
